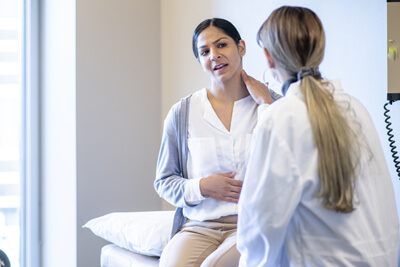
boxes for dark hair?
[192,18,242,60]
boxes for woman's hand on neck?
[241,70,274,105]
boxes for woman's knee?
[200,244,240,267]
[159,231,219,267]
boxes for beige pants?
[159,215,240,267]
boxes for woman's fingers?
[200,172,243,203]
[221,171,236,178]
[242,70,274,105]
[241,69,249,83]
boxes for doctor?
[237,5,399,266]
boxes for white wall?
[161,0,400,254]
[41,1,162,266]
[40,0,76,266]
[76,1,162,266]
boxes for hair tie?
[297,67,321,80]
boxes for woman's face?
[196,26,245,84]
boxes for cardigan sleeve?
[154,101,196,208]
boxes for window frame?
[21,0,40,266]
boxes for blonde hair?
[258,6,361,213]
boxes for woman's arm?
[154,103,194,208]
[242,70,282,105]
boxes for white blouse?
[183,88,261,221]
[238,80,399,266]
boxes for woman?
[238,6,399,266]
[154,18,279,266]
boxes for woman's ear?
[238,40,246,57]
[263,48,275,69]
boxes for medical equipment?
[386,0,400,179]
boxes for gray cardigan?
[154,95,192,238]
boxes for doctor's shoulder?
[257,95,307,129]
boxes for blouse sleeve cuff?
[184,178,207,205]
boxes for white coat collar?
[285,79,343,97]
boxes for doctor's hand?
[199,171,242,203]
[242,70,274,105]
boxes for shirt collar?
[281,76,298,96]
[285,79,343,97]
[201,88,254,134]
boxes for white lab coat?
[238,80,399,266]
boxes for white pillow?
[83,210,175,257]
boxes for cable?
[384,101,400,179]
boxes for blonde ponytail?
[300,76,360,212]
[258,6,362,213]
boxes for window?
[0,0,23,266]
[0,0,39,266]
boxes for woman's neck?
[208,71,249,104]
